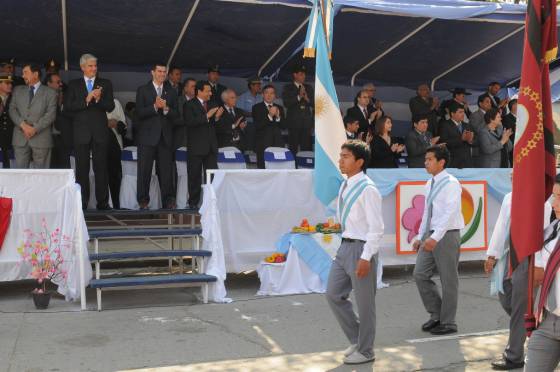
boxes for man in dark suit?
[45,72,73,169]
[0,75,13,168]
[438,102,475,168]
[253,84,285,169]
[346,89,382,136]
[135,63,179,209]
[64,53,115,210]
[164,66,183,97]
[409,84,440,136]
[405,114,439,168]
[344,116,360,140]
[214,89,247,150]
[207,65,227,106]
[502,99,517,165]
[282,65,314,155]
[184,81,220,207]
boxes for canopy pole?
[257,16,310,78]
[167,0,200,69]
[430,25,524,91]
[350,18,434,87]
[61,0,68,71]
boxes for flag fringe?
[303,48,316,58]
[545,46,558,64]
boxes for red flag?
[0,197,12,250]
[511,0,557,268]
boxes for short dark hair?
[341,140,370,172]
[477,95,491,106]
[195,80,211,95]
[183,77,196,85]
[262,84,275,93]
[44,72,59,85]
[343,116,359,127]
[448,101,464,114]
[168,66,181,74]
[151,62,166,71]
[489,81,501,87]
[508,98,518,111]
[412,113,429,124]
[426,145,450,168]
[23,63,42,78]
[484,107,500,124]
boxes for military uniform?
[0,75,13,168]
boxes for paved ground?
[0,262,538,372]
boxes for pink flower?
[401,195,426,243]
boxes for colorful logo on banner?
[395,181,488,255]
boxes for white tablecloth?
[0,170,91,303]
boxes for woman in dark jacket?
[369,115,405,168]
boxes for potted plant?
[17,219,69,309]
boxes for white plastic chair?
[218,146,246,169]
[295,151,314,169]
[119,146,161,210]
[264,147,295,169]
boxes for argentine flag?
[312,6,347,206]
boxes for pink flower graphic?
[402,195,425,243]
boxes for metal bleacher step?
[84,208,198,218]
[89,273,217,289]
[89,249,211,261]
[88,228,202,239]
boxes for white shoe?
[342,344,357,357]
[343,350,375,365]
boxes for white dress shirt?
[535,221,560,315]
[337,172,384,261]
[487,193,552,258]
[416,170,465,242]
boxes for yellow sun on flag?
[315,95,328,117]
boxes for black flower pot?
[32,291,51,309]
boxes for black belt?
[429,229,460,234]
[342,238,365,243]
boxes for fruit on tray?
[265,253,286,263]
[291,217,341,234]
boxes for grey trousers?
[326,241,377,359]
[498,259,528,363]
[413,230,461,327]
[525,311,560,372]
[13,145,51,169]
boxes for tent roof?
[2,0,557,91]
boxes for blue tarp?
[2,0,558,91]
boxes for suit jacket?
[438,119,475,168]
[369,135,399,168]
[54,105,74,148]
[0,95,14,148]
[134,81,179,148]
[405,129,432,168]
[214,105,246,148]
[346,105,370,134]
[208,82,227,106]
[9,84,57,148]
[469,109,486,134]
[184,98,218,156]
[478,127,511,168]
[164,80,183,99]
[282,82,314,130]
[175,94,193,150]
[64,77,115,145]
[252,102,285,148]
[502,113,516,135]
[409,95,439,135]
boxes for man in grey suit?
[469,96,492,167]
[9,63,57,168]
[405,114,439,168]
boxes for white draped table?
[0,170,92,309]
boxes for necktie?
[203,101,208,112]
[457,123,463,133]
[229,108,235,117]
[86,79,93,93]
[156,86,162,97]
[423,178,436,239]
[29,86,35,104]
[422,134,429,146]
[363,108,368,119]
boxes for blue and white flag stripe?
[303,0,320,57]
[313,9,347,206]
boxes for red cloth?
[511,0,557,268]
[0,197,12,250]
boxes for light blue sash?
[490,218,510,296]
[339,178,375,231]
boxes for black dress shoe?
[429,324,457,335]
[421,319,440,332]
[491,358,524,370]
